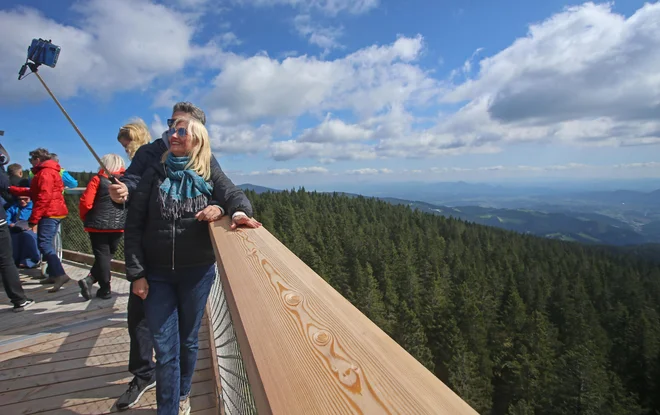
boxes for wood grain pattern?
[209,217,478,414]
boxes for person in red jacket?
[78,154,127,300]
[10,148,70,292]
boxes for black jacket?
[124,162,239,281]
[0,169,8,226]
[122,139,253,217]
[84,175,128,230]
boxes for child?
[78,154,127,300]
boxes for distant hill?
[382,198,650,246]
[238,183,281,194]
[235,184,657,246]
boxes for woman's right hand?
[132,278,149,300]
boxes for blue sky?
[0,0,658,188]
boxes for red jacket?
[79,167,126,232]
[10,160,68,225]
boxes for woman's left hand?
[231,215,262,230]
[195,205,224,222]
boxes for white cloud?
[428,162,660,174]
[614,162,660,169]
[208,123,274,154]
[203,35,432,124]
[217,32,242,48]
[436,2,660,149]
[216,2,660,163]
[294,14,343,52]
[298,114,373,142]
[229,162,660,179]
[268,166,329,175]
[230,0,379,15]
[0,1,215,103]
[150,114,168,139]
[346,168,393,175]
[270,140,376,161]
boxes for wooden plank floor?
[0,261,219,414]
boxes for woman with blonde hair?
[117,118,151,160]
[124,117,260,414]
[78,154,127,300]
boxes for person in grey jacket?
[109,102,258,411]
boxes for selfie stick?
[18,42,117,183]
[29,68,115,181]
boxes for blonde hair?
[161,117,211,180]
[118,118,151,160]
[101,153,126,173]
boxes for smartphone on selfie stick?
[17,38,120,185]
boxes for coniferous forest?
[244,188,659,415]
[61,177,660,414]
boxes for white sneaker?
[179,396,191,415]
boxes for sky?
[0,0,659,189]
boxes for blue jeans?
[143,264,216,415]
[11,229,40,267]
[37,218,65,277]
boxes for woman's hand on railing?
[230,214,262,230]
[132,278,149,300]
[195,205,224,222]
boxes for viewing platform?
[0,263,217,414]
[0,188,477,414]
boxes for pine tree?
[394,301,435,371]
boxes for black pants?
[128,289,155,381]
[89,232,122,292]
[0,224,28,305]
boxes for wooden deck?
[0,261,219,414]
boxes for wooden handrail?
[209,217,477,414]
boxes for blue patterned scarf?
[158,154,212,220]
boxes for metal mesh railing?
[208,266,258,414]
[61,188,256,413]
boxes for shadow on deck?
[0,261,218,414]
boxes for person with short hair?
[48,153,78,189]
[110,102,257,411]
[117,118,152,160]
[6,163,26,186]
[125,116,260,415]
[3,163,27,208]
[77,154,128,301]
[10,148,70,292]
[27,153,78,188]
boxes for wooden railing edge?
[208,217,478,414]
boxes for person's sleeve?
[62,171,78,188]
[79,176,100,221]
[124,167,155,282]
[6,205,18,225]
[0,169,9,191]
[9,186,31,197]
[209,155,254,218]
[120,144,153,200]
[28,173,57,225]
